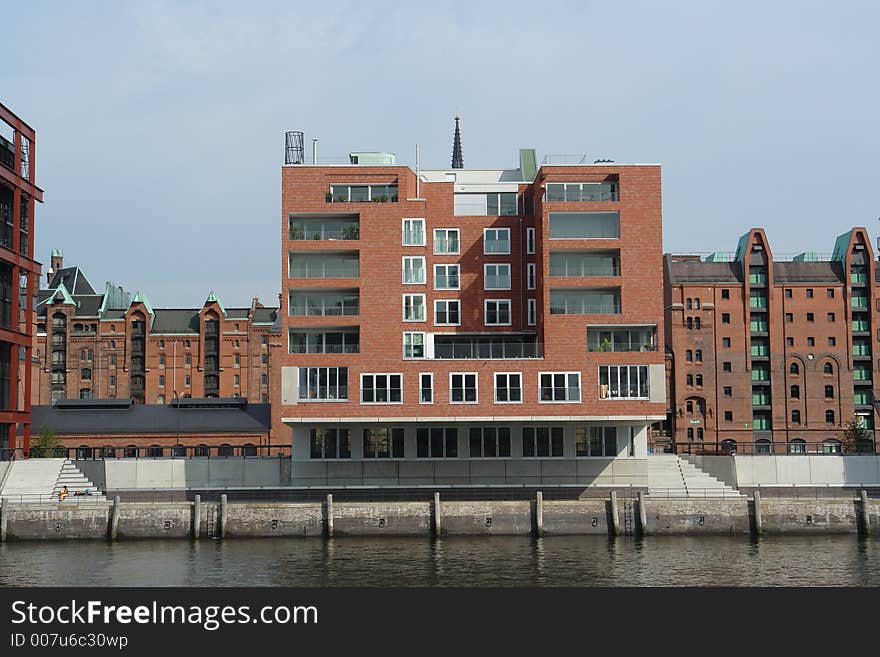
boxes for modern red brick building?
[664,227,879,454]
[0,103,42,457]
[280,127,666,486]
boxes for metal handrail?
[653,441,876,456]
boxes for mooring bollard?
[860,489,871,536]
[433,492,441,537]
[535,491,544,538]
[610,491,620,536]
[326,493,334,538]
[193,494,201,541]
[753,491,763,536]
[219,494,228,539]
[638,491,648,536]
[109,496,121,541]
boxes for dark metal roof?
[665,258,742,284]
[151,309,200,334]
[253,307,278,324]
[32,400,271,436]
[72,295,103,317]
[48,267,96,295]
[772,261,844,284]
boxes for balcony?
[545,182,618,203]
[289,215,359,241]
[851,297,869,310]
[326,184,398,203]
[852,320,870,333]
[433,336,543,360]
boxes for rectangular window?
[587,327,655,352]
[363,427,404,458]
[403,332,425,359]
[723,386,732,397]
[434,264,460,289]
[575,427,617,456]
[484,228,511,254]
[526,227,536,254]
[450,372,478,403]
[330,184,398,202]
[288,290,359,317]
[539,372,581,402]
[527,299,537,326]
[417,427,458,458]
[598,365,649,400]
[233,374,240,386]
[546,181,618,202]
[298,366,348,401]
[402,256,426,284]
[484,264,511,290]
[403,294,426,321]
[549,251,620,277]
[454,192,517,216]
[361,373,403,404]
[494,373,522,403]
[522,427,564,457]
[310,428,351,459]
[722,337,731,348]
[434,299,461,326]
[289,329,359,354]
[158,375,164,387]
[433,228,460,254]
[469,427,511,458]
[289,215,359,241]
[402,218,425,246]
[485,299,512,326]
[548,212,619,239]
[550,288,620,314]
[527,263,536,290]
[288,252,359,278]
[419,373,433,404]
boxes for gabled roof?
[48,266,96,296]
[71,295,103,317]
[204,291,227,317]
[47,281,77,306]
[150,309,200,334]
[129,291,155,328]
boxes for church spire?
[451,115,464,169]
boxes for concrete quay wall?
[1,496,878,541]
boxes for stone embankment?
[0,491,877,541]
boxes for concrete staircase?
[0,458,105,504]
[648,454,743,498]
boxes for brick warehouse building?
[31,250,287,449]
[279,124,666,486]
[0,103,42,457]
[664,227,879,454]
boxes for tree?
[31,424,62,458]
[842,417,874,454]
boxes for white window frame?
[494,372,523,404]
[527,263,536,290]
[598,365,650,400]
[402,218,426,246]
[484,263,511,290]
[433,263,460,290]
[526,227,536,254]
[434,299,461,326]
[538,371,582,403]
[527,298,537,326]
[419,372,434,404]
[403,332,426,359]
[402,256,426,285]
[484,227,511,255]
[449,372,478,404]
[484,299,512,326]
[433,228,460,255]
[403,294,426,322]
[360,373,404,405]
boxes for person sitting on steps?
[58,485,69,501]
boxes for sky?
[2,1,879,307]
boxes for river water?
[1,535,878,587]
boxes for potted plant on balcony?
[325,192,333,202]
[289,225,304,240]
[342,224,359,240]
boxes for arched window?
[696,400,705,415]
[243,444,257,457]
[73,323,83,332]
[686,400,693,414]
[695,318,701,330]
[695,349,702,362]
[790,363,799,375]
[686,374,693,386]
[686,298,692,310]
[823,439,842,454]
[76,445,93,460]
[101,446,117,459]
[825,410,835,424]
[696,428,704,440]
[755,439,771,454]
[696,374,703,387]
[157,394,165,404]
[124,445,138,458]
[194,444,209,457]
[721,439,737,454]
[81,368,92,380]
[791,410,801,424]
[788,439,806,454]
[687,428,694,440]
[824,385,834,399]
[824,363,833,374]
[172,445,187,457]
[218,444,234,457]
[148,445,163,458]
[686,317,693,330]
[686,350,693,362]
[790,384,800,399]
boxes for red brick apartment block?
[279,139,666,486]
[664,227,879,455]
[0,103,42,457]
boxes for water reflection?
[0,535,877,587]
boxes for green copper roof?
[48,281,76,306]
[792,251,820,262]
[130,291,156,328]
[831,231,852,262]
[204,291,227,317]
[51,248,62,258]
[733,231,752,264]
[519,148,537,181]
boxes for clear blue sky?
[3,1,879,307]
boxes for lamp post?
[173,389,180,447]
